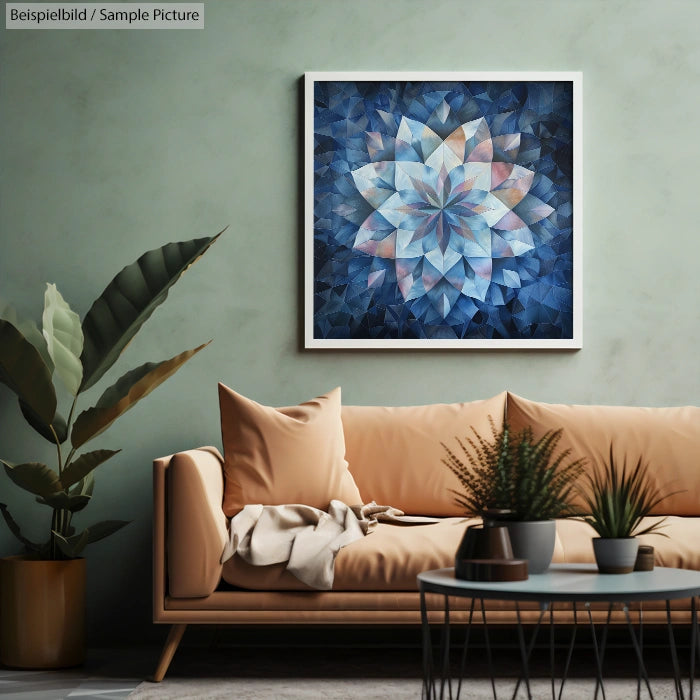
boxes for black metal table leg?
[481,598,498,700]
[667,599,685,700]
[594,603,614,700]
[691,597,698,700]
[440,595,452,700]
[586,602,607,700]
[550,601,556,700]
[455,598,476,700]
[513,602,533,700]
[510,604,547,700]
[421,587,434,700]
[637,603,644,700]
[557,602,578,700]
[623,603,654,699]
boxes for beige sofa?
[151,390,700,681]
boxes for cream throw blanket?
[220,500,438,590]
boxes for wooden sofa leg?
[151,624,187,682]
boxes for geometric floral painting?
[305,72,582,348]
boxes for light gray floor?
[0,632,695,700]
[130,641,691,699]
[0,648,149,700]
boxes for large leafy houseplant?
[442,417,586,521]
[0,230,223,560]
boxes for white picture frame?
[305,71,582,349]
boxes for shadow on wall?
[85,516,161,646]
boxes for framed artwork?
[305,72,582,349]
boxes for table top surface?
[417,564,700,602]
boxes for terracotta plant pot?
[0,555,85,668]
[592,537,639,574]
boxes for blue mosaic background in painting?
[312,80,575,341]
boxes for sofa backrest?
[341,392,507,517]
[506,392,700,516]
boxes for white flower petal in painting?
[350,108,552,315]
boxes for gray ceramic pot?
[503,520,556,575]
[592,537,639,574]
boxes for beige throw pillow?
[341,392,507,516]
[219,384,362,517]
[506,392,700,516]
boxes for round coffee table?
[417,563,700,699]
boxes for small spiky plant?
[579,445,677,538]
[441,418,586,521]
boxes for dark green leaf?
[71,343,209,448]
[53,529,89,558]
[81,519,130,544]
[0,502,41,551]
[0,320,56,425]
[60,449,120,490]
[79,230,224,392]
[443,419,585,520]
[577,445,679,538]
[53,520,130,557]
[70,472,95,498]
[1,460,61,498]
[36,492,91,513]
[0,301,54,372]
[19,400,68,444]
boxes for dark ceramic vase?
[454,517,528,581]
[455,523,514,563]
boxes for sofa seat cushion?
[506,393,700,515]
[222,517,477,590]
[341,392,507,516]
[221,516,700,592]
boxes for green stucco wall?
[1,0,699,645]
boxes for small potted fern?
[579,446,677,574]
[442,418,585,574]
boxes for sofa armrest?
[153,447,228,606]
